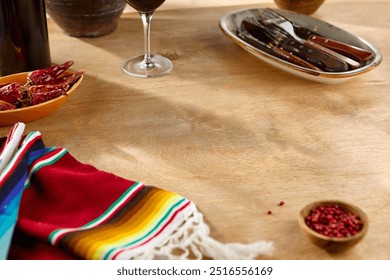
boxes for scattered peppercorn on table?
[1,0,389,259]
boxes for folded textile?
[1,125,273,260]
[0,123,27,259]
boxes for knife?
[294,28,374,63]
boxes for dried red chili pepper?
[27,60,74,85]
[30,89,67,106]
[305,204,363,238]
[0,100,16,111]
[0,83,11,89]
[0,82,24,104]
[26,70,83,95]
[49,70,84,87]
[27,84,70,94]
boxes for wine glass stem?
[140,12,154,68]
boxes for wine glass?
[122,0,172,78]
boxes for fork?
[258,9,361,70]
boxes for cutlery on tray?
[257,9,362,70]
[220,7,382,83]
[241,18,349,72]
[260,8,374,64]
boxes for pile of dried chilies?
[0,61,83,111]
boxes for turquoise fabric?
[0,174,26,259]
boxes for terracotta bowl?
[46,0,126,37]
[274,0,325,14]
[0,71,83,126]
[299,200,368,253]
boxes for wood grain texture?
[1,1,389,259]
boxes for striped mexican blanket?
[1,124,273,260]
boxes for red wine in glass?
[125,0,165,13]
[122,0,172,78]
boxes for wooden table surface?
[1,0,389,259]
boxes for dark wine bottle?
[0,0,51,76]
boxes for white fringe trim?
[132,209,273,260]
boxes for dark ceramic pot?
[45,0,126,37]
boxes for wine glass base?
[122,55,172,78]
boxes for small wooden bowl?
[274,0,325,15]
[0,70,83,126]
[299,200,368,253]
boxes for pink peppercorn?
[305,204,363,238]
